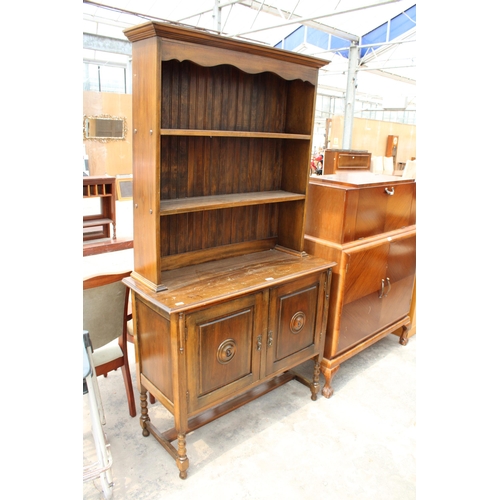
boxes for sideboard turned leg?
[140,389,150,437]
[321,364,340,399]
[176,433,189,480]
[311,358,321,401]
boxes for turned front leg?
[176,433,189,479]
[140,389,151,437]
[310,357,321,401]
[321,364,340,399]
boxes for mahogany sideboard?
[83,176,116,241]
[304,172,416,398]
[122,21,335,479]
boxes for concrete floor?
[83,200,416,500]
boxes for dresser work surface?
[129,250,332,312]
[313,171,408,186]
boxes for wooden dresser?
[323,149,371,175]
[304,172,416,398]
[122,21,335,479]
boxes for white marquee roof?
[83,0,417,105]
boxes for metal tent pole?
[342,41,360,150]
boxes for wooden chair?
[83,271,136,417]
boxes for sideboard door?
[185,293,265,414]
[337,242,390,354]
[379,232,416,329]
[264,272,326,376]
[337,230,416,355]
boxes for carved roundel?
[290,311,306,334]
[217,339,237,364]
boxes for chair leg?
[120,363,137,418]
[149,393,155,404]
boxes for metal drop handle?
[385,187,395,196]
[256,335,262,351]
[379,279,385,298]
[385,277,391,296]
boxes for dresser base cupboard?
[304,173,416,398]
[124,251,332,478]
[123,21,334,478]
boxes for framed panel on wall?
[116,176,133,201]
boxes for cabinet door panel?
[337,291,382,354]
[338,232,416,354]
[384,183,416,232]
[379,274,415,330]
[266,273,324,375]
[353,189,387,238]
[379,232,416,327]
[386,232,416,281]
[344,243,389,304]
[185,293,264,412]
[350,183,415,241]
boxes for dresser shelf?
[160,190,305,215]
[161,129,311,140]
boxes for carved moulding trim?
[217,339,237,364]
[290,311,306,334]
